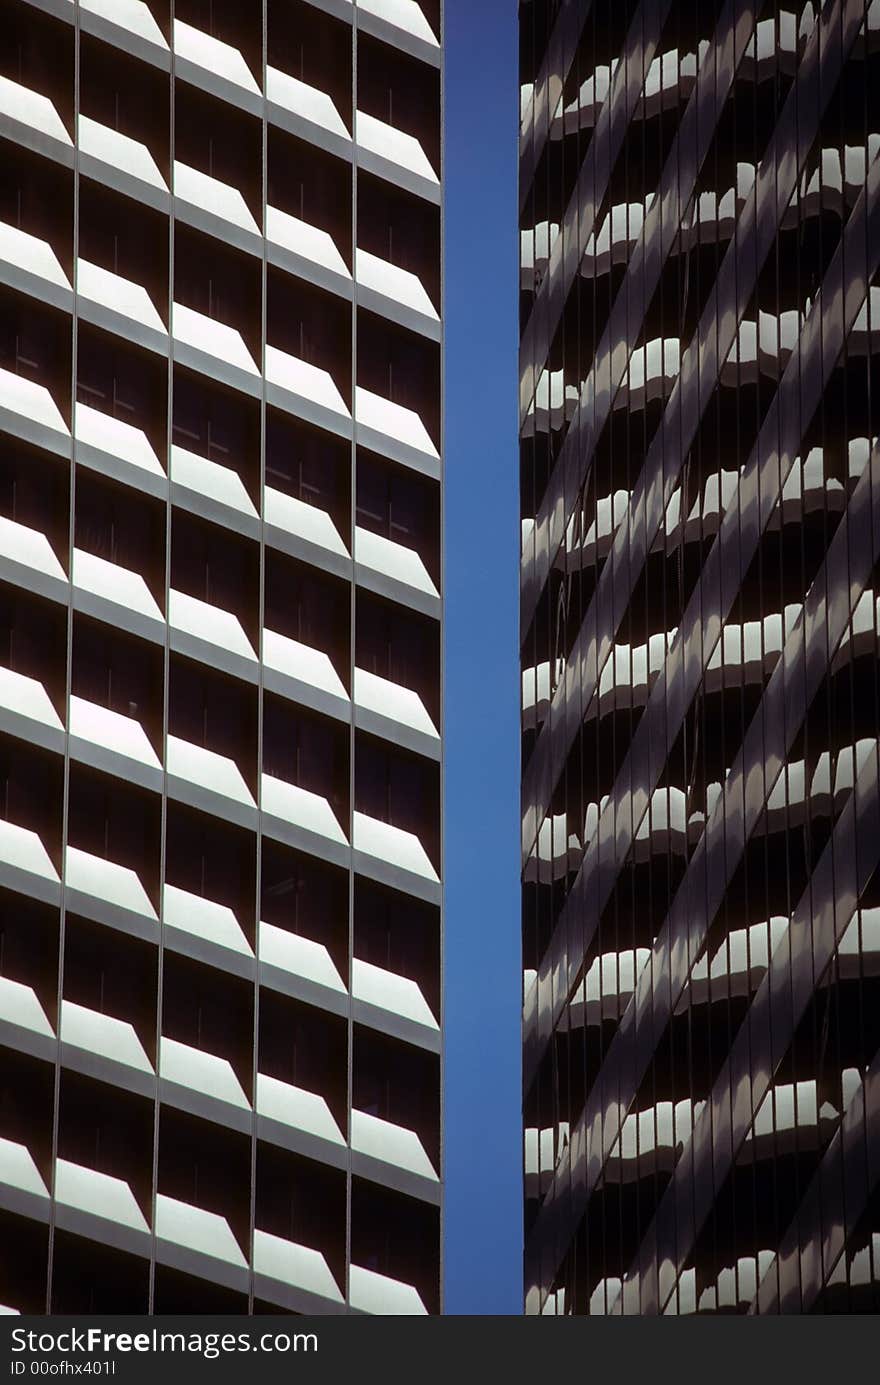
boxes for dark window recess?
[0,0,74,131]
[74,469,165,600]
[0,736,62,861]
[0,583,67,711]
[0,440,69,560]
[78,181,168,319]
[76,326,166,458]
[0,138,73,274]
[356,451,439,578]
[350,1180,439,1314]
[357,34,440,177]
[357,314,440,449]
[67,767,161,899]
[355,734,439,866]
[356,591,440,724]
[267,269,350,401]
[0,1212,48,1315]
[57,1073,154,1215]
[175,84,261,223]
[0,288,70,406]
[0,890,58,1021]
[267,127,351,256]
[176,0,261,80]
[51,1235,148,1315]
[174,224,260,359]
[172,368,260,498]
[261,840,349,978]
[79,32,168,171]
[354,879,439,1018]
[353,1028,439,1165]
[0,1050,55,1183]
[258,991,347,1129]
[168,656,257,786]
[72,615,164,750]
[158,1107,251,1250]
[255,1145,346,1286]
[262,696,349,819]
[265,409,349,532]
[165,802,256,941]
[63,914,158,1060]
[171,509,259,640]
[267,0,351,125]
[162,952,254,1093]
[357,172,440,310]
[263,549,349,677]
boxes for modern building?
[0,0,442,1315]
[520,0,880,1314]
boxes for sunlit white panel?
[170,446,256,516]
[258,921,346,992]
[0,977,53,1037]
[354,528,438,596]
[81,0,168,47]
[356,111,438,183]
[173,162,259,235]
[266,67,350,138]
[358,0,438,43]
[352,958,437,1028]
[168,589,257,662]
[174,20,260,93]
[78,117,167,190]
[155,1194,247,1267]
[264,488,349,558]
[0,667,62,733]
[172,303,259,375]
[255,1073,346,1145]
[0,820,59,884]
[262,630,349,700]
[164,884,253,957]
[75,403,165,476]
[72,551,163,623]
[0,367,69,438]
[266,206,350,279]
[265,346,351,419]
[261,775,348,845]
[0,76,71,144]
[159,1037,250,1109]
[69,696,161,770]
[166,737,256,809]
[353,812,439,882]
[354,669,437,737]
[77,259,166,334]
[348,1264,427,1316]
[0,222,70,290]
[355,249,438,319]
[55,1160,150,1233]
[60,1001,153,1073]
[0,1138,49,1199]
[252,1230,344,1303]
[355,385,438,458]
[65,847,157,919]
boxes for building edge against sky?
[0,0,442,1315]
[520,0,880,1314]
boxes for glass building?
[0,0,442,1315]
[520,0,880,1314]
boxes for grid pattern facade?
[0,0,442,1316]
[520,0,880,1315]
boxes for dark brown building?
[520,0,880,1314]
[0,0,443,1315]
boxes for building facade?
[520,0,880,1314]
[0,0,442,1315]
